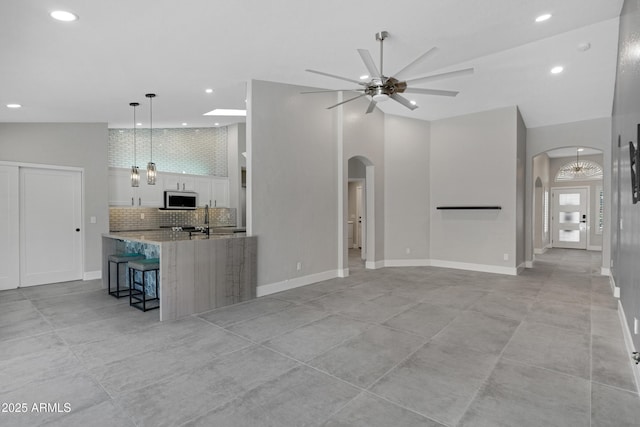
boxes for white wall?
[532,153,551,251]
[384,114,430,263]
[516,109,526,268]
[248,80,339,292]
[525,117,612,268]
[430,106,520,274]
[0,123,109,276]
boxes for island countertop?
[103,229,247,244]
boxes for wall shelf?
[436,206,502,210]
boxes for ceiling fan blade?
[305,69,364,85]
[403,87,459,97]
[389,94,418,111]
[326,93,368,110]
[406,68,474,85]
[357,49,381,79]
[300,89,364,94]
[365,99,377,114]
[392,47,439,81]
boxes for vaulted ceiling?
[0,1,624,129]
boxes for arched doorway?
[531,147,604,255]
[345,156,375,274]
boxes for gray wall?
[0,123,109,274]
[248,80,338,288]
[525,117,612,267]
[430,106,520,272]
[611,0,640,350]
[384,114,430,261]
[516,109,526,267]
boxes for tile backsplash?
[109,207,236,231]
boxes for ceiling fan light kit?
[304,31,474,114]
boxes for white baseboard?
[588,245,603,251]
[337,268,349,278]
[601,267,611,277]
[366,260,384,269]
[256,269,339,297]
[516,262,526,274]
[533,247,548,255]
[609,274,620,298]
[618,301,640,392]
[429,259,518,276]
[525,261,534,268]
[83,270,101,281]
[384,259,430,268]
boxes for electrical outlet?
[503,253,509,261]
[296,262,302,271]
[405,248,411,254]
[140,213,145,219]
[90,216,96,224]
[635,318,638,335]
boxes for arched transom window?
[555,160,603,181]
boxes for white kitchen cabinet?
[108,168,163,207]
[194,176,229,207]
[163,173,195,192]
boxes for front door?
[20,168,83,286]
[552,187,588,249]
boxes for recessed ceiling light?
[136,122,142,126]
[409,100,417,106]
[550,66,564,74]
[203,109,246,116]
[577,148,584,152]
[535,14,551,23]
[6,103,21,108]
[181,122,188,126]
[360,74,370,80]
[205,88,213,94]
[50,10,78,22]
[214,122,220,126]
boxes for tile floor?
[0,249,639,426]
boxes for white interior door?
[0,166,19,290]
[552,187,588,249]
[20,168,83,286]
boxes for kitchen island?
[102,230,256,321]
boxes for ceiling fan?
[303,31,474,113]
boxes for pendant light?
[146,93,157,185]
[129,102,140,187]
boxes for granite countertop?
[104,229,247,244]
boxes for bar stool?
[128,258,160,312]
[108,253,145,298]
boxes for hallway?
[0,249,638,426]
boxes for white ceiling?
[0,0,623,129]
[545,147,602,158]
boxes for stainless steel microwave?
[164,191,198,210]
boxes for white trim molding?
[366,260,384,269]
[429,259,518,276]
[588,245,602,251]
[83,270,101,281]
[533,247,548,255]
[337,268,349,278]
[525,261,534,268]
[256,270,339,297]
[601,266,611,277]
[618,301,640,393]
[609,274,620,298]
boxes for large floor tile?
[0,289,27,304]
[0,304,53,342]
[459,359,590,427]
[591,306,624,337]
[322,393,445,427]
[303,288,386,313]
[592,334,637,392]
[116,346,298,427]
[184,365,359,427]
[270,284,332,303]
[370,342,499,426]
[419,286,488,310]
[19,279,103,300]
[525,299,591,333]
[226,305,328,342]
[591,382,640,427]
[46,400,136,427]
[502,320,590,379]
[336,293,417,323]
[430,310,520,355]
[197,297,293,327]
[308,325,425,388]
[468,292,535,321]
[383,302,460,338]
[263,314,371,361]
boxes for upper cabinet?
[194,176,229,207]
[108,168,229,208]
[108,168,163,207]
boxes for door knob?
[75,228,80,232]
